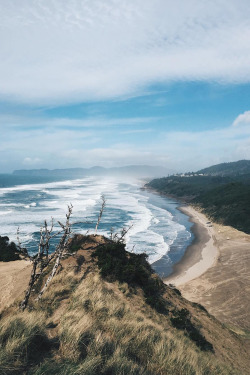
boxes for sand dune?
[0,260,31,312]
[165,205,250,332]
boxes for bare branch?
[16,227,30,259]
[95,195,106,234]
[36,204,74,300]
[114,225,133,243]
[19,217,57,310]
[110,227,114,240]
[58,221,65,229]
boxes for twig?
[95,195,106,234]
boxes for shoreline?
[146,185,250,332]
[163,205,219,286]
[144,185,219,285]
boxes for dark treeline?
[147,161,250,234]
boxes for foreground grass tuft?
[0,312,49,374]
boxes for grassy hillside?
[0,234,249,375]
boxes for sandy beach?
[164,205,250,332]
[164,205,219,286]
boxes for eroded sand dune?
[0,260,31,312]
[180,223,250,332]
[166,206,250,333]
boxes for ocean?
[0,174,193,277]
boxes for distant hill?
[197,160,250,176]
[146,160,250,234]
[13,165,171,179]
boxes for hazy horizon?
[1,1,250,173]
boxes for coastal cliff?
[0,234,249,375]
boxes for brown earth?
[0,234,250,374]
[0,259,32,312]
[179,222,250,334]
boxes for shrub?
[171,308,214,352]
[92,242,168,313]
[0,236,20,261]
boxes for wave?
[0,210,13,216]
[0,177,192,268]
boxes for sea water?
[0,175,193,277]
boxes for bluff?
[0,234,249,375]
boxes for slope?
[0,234,249,375]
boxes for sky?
[0,0,250,173]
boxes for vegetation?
[92,242,167,313]
[147,160,250,234]
[197,159,250,176]
[0,194,249,374]
[147,175,233,198]
[193,182,250,232]
[92,242,213,352]
[0,234,247,374]
[170,308,214,352]
[0,236,20,261]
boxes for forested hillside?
[197,160,250,176]
[147,161,250,234]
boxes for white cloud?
[63,146,171,168]
[158,114,250,169]
[1,0,250,104]
[233,111,250,126]
[1,111,250,173]
[0,114,156,130]
[23,157,42,166]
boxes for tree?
[18,196,106,310]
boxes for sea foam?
[0,176,192,265]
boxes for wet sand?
[164,205,219,286]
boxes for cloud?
[121,128,153,135]
[23,157,42,166]
[1,0,250,104]
[233,111,250,126]
[0,114,156,130]
[1,110,250,173]
[63,146,170,168]
[158,113,250,169]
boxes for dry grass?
[0,237,248,374]
[0,311,48,374]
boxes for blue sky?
[1,0,250,173]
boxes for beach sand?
[164,206,219,286]
[0,259,31,312]
[164,205,250,332]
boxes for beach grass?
[0,264,242,375]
